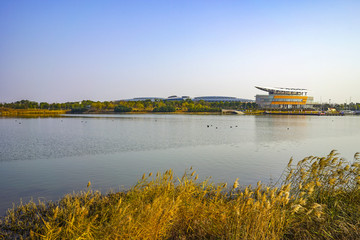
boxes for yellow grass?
[244,110,265,115]
[1,151,360,239]
[0,108,67,116]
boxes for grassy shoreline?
[1,151,360,239]
[0,108,68,117]
[2,108,351,117]
[0,108,256,117]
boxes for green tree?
[40,102,50,109]
[135,102,145,109]
[114,105,132,112]
[50,103,61,110]
[153,106,176,112]
[91,102,102,110]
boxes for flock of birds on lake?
[13,118,344,131]
[207,124,238,129]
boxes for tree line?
[3,99,360,113]
[0,99,258,113]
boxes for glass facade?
[255,86,314,109]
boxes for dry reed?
[1,151,359,239]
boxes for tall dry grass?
[1,151,359,239]
[0,108,67,116]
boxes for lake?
[0,114,359,215]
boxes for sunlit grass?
[0,108,67,116]
[1,151,360,239]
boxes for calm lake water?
[0,114,359,214]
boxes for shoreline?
[2,108,357,117]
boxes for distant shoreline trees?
[21,98,360,113]
[3,99,360,113]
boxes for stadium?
[193,96,253,102]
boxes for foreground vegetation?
[1,151,360,239]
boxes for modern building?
[166,95,190,101]
[121,95,253,103]
[255,86,314,109]
[122,97,164,102]
[193,96,254,102]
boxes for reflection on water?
[0,114,359,214]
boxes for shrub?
[70,107,88,113]
[114,105,132,112]
[153,106,176,112]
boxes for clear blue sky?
[1,0,359,103]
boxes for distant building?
[255,86,314,109]
[193,96,253,102]
[166,95,190,101]
[120,95,253,103]
[122,97,164,102]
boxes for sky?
[1,0,359,103]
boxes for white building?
[255,86,314,109]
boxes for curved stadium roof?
[193,96,253,102]
[255,86,308,95]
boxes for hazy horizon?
[1,1,359,104]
